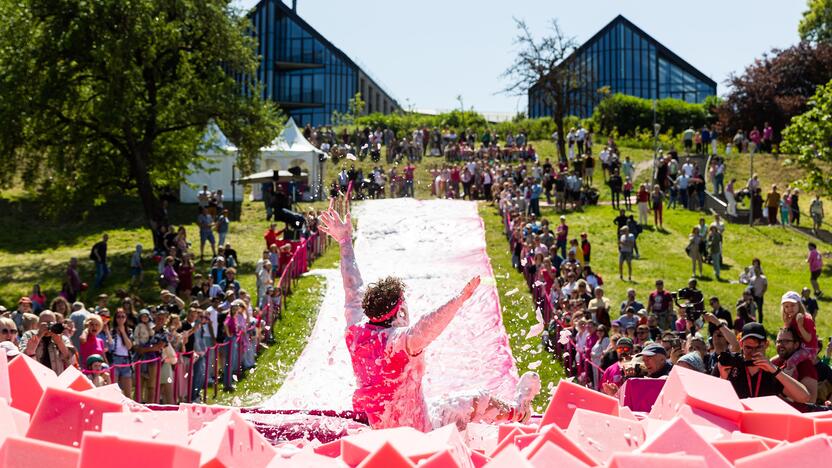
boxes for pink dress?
[79,336,106,369]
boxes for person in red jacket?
[264,223,283,250]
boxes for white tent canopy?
[252,118,327,201]
[179,121,243,203]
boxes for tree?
[0,0,280,226]
[781,79,832,196]
[716,42,832,142]
[501,18,593,160]
[332,92,365,126]
[800,0,832,43]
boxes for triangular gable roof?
[264,118,325,155]
[200,120,237,153]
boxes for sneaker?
[513,371,542,423]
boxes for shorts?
[200,230,215,244]
[112,355,133,379]
[619,251,633,262]
[812,270,822,281]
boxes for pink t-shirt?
[345,323,428,431]
[79,336,106,369]
[809,249,823,273]
[789,314,819,351]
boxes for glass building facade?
[529,15,716,118]
[248,0,399,126]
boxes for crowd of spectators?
[497,178,832,411]
[1,200,327,405]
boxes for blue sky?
[236,0,807,113]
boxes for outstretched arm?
[318,197,364,327]
[405,276,480,356]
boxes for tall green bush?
[592,94,709,136]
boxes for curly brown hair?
[362,276,405,324]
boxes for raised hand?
[458,276,481,301]
[318,197,353,244]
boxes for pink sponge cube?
[540,379,619,429]
[607,452,707,467]
[78,432,201,468]
[649,366,744,423]
[638,417,731,468]
[565,408,645,463]
[7,355,57,415]
[0,435,80,468]
[189,410,276,467]
[56,366,95,392]
[26,385,124,447]
[734,434,832,467]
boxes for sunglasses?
[0,328,17,334]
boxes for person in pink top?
[318,198,541,431]
[780,291,819,372]
[808,242,823,297]
[79,314,108,369]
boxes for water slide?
[263,198,518,411]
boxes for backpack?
[89,245,97,261]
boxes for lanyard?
[745,369,763,398]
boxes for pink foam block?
[519,424,596,466]
[740,396,801,414]
[540,379,619,429]
[189,410,276,467]
[617,405,638,421]
[464,423,499,454]
[470,450,490,468]
[675,404,739,434]
[607,452,707,468]
[513,433,539,452]
[638,417,731,468]
[740,411,815,442]
[426,424,473,468]
[274,450,345,467]
[619,378,665,412]
[0,345,11,402]
[565,408,645,463]
[497,423,537,443]
[814,418,832,435]
[488,427,522,458]
[483,445,533,468]
[356,441,416,468]
[0,435,80,468]
[26,385,124,447]
[7,354,58,415]
[649,366,744,423]
[101,411,189,445]
[421,449,461,468]
[78,432,201,468]
[712,439,769,464]
[0,398,26,443]
[312,439,342,458]
[178,403,232,432]
[734,434,832,467]
[57,365,95,392]
[83,383,147,412]
[527,441,589,468]
[340,426,445,466]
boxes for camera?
[670,288,705,321]
[717,351,753,368]
[49,322,64,335]
[621,358,647,379]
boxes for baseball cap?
[638,343,668,357]
[97,308,111,317]
[86,354,106,367]
[781,291,801,304]
[611,320,621,327]
[678,352,705,372]
[741,322,767,341]
[616,337,634,349]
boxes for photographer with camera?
[19,310,75,374]
[717,322,810,403]
[600,337,635,396]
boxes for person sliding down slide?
[318,198,541,431]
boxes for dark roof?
[251,1,399,108]
[569,15,717,88]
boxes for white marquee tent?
[250,118,327,201]
[179,122,243,204]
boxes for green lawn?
[518,203,832,342]
[479,202,565,410]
